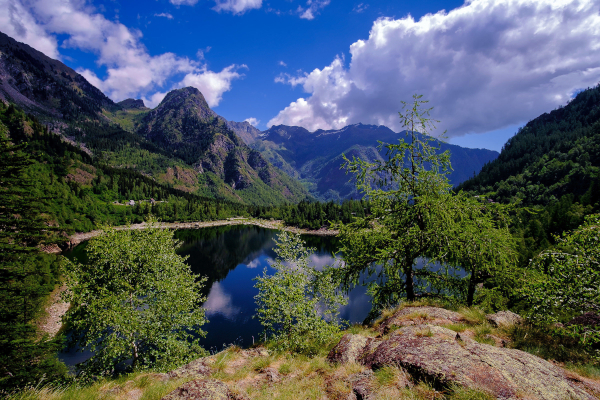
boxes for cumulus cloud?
[274,72,307,88]
[0,0,243,107]
[298,0,330,20]
[154,13,174,19]
[181,64,246,107]
[270,0,600,138]
[0,0,60,59]
[244,117,260,127]
[278,60,287,67]
[213,0,262,15]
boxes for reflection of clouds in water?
[203,282,240,319]
[308,253,340,271]
[245,259,261,269]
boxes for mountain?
[118,98,148,110]
[0,31,117,120]
[136,87,309,205]
[0,32,309,206]
[255,123,499,201]
[226,120,262,145]
[458,84,600,207]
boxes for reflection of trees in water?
[175,225,278,295]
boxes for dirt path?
[37,284,69,338]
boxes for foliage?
[337,95,517,320]
[254,232,347,353]
[0,120,68,391]
[520,214,600,353]
[62,218,208,375]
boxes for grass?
[10,303,600,400]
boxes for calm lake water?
[60,225,372,367]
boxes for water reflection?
[172,225,369,351]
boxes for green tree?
[62,218,208,375]
[338,95,516,318]
[254,232,346,353]
[0,122,67,390]
[521,214,600,331]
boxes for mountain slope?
[458,84,600,206]
[0,30,117,120]
[136,87,309,205]
[0,32,308,206]
[256,123,499,201]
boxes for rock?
[169,358,212,379]
[263,367,280,383]
[348,370,374,400]
[486,310,523,328]
[354,324,595,400]
[161,378,232,400]
[327,334,369,364]
[378,306,464,333]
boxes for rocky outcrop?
[378,306,464,333]
[329,307,597,400]
[162,378,232,400]
[486,310,523,328]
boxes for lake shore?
[67,218,338,248]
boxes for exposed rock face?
[168,357,212,379]
[486,310,523,328]
[378,306,464,333]
[329,309,597,400]
[161,378,232,400]
[226,120,262,145]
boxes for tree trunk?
[406,263,415,301]
[466,272,478,306]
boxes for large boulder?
[378,306,464,333]
[486,310,523,328]
[330,324,596,400]
[161,378,232,400]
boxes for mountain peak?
[155,87,215,120]
[117,98,147,110]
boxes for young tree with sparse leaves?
[254,232,346,353]
[337,95,516,319]
[62,218,208,375]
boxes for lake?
[60,225,372,366]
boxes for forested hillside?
[458,85,600,206]
[458,84,600,266]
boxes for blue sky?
[1,0,600,151]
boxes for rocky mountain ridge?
[253,123,499,201]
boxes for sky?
[1,0,599,152]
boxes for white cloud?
[274,72,307,88]
[0,0,243,107]
[244,117,260,127]
[180,64,246,107]
[169,0,199,6]
[154,13,174,19]
[352,3,368,13]
[213,0,262,15]
[278,60,287,67]
[0,0,60,59]
[269,0,600,138]
[298,0,330,20]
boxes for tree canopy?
[63,219,208,375]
